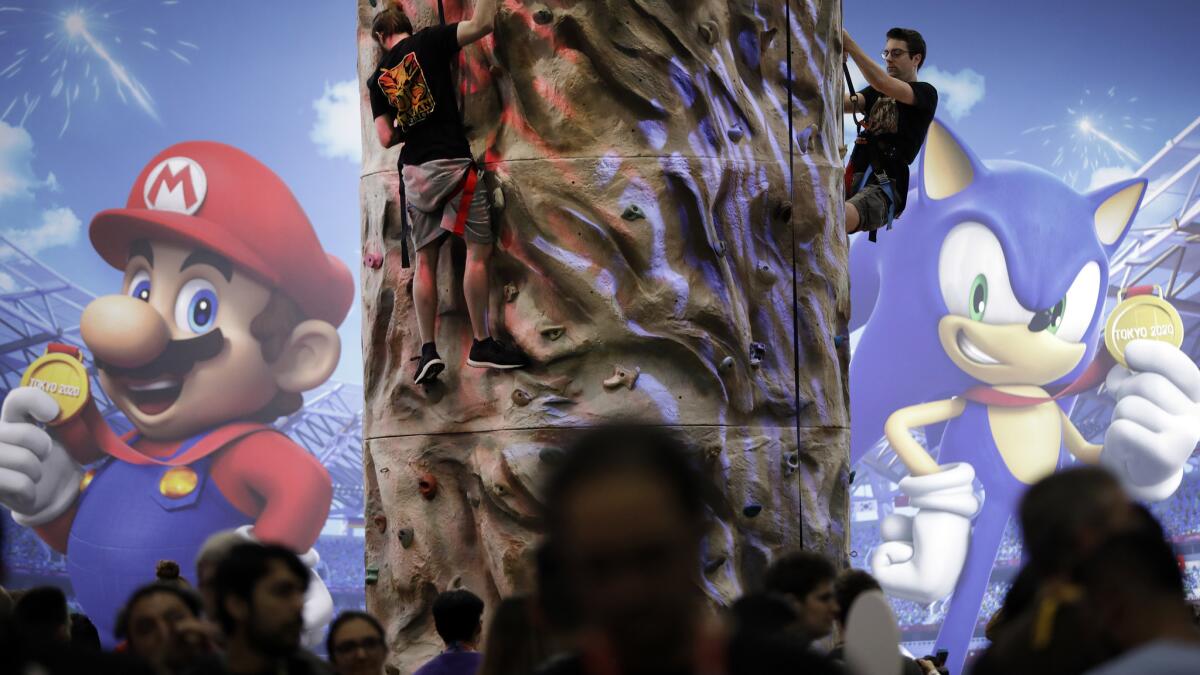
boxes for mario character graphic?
[0,142,354,646]
[849,121,1200,673]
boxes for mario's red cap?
[90,141,353,327]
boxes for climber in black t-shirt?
[368,2,529,385]
[842,27,938,237]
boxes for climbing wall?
[358,0,847,668]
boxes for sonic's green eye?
[968,274,988,321]
[1046,297,1066,334]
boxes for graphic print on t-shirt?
[378,52,436,132]
[867,97,899,135]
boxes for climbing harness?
[843,63,896,242]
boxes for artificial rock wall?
[357,0,848,669]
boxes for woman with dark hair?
[478,597,547,675]
[327,611,387,675]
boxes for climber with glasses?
[841,28,939,240]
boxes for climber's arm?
[457,0,498,47]
[844,29,917,106]
[374,115,399,148]
[1059,408,1103,464]
[885,398,968,476]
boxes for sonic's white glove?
[1100,340,1200,502]
[871,462,980,604]
[0,387,83,527]
[234,525,333,649]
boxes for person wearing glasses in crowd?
[842,27,938,237]
[326,612,387,675]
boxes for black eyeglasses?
[881,48,911,59]
[332,636,384,656]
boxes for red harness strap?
[443,166,480,237]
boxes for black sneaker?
[413,343,445,384]
[467,337,529,370]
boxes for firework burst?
[0,1,198,136]
[1018,86,1156,189]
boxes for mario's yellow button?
[159,467,199,499]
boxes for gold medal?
[1104,286,1184,368]
[20,344,91,426]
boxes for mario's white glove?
[235,525,334,649]
[1100,340,1200,502]
[870,462,980,604]
[0,387,83,527]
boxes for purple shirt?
[412,651,482,675]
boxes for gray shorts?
[848,171,892,233]
[402,160,493,251]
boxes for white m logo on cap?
[143,157,207,215]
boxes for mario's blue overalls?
[67,430,252,646]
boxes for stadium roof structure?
[1069,115,1200,442]
[0,235,365,520]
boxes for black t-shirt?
[368,24,472,167]
[848,80,938,216]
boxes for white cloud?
[921,66,985,120]
[1087,165,1136,192]
[0,121,39,202]
[310,80,362,163]
[0,271,15,292]
[5,206,83,255]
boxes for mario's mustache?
[96,329,225,380]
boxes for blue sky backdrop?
[0,0,1196,384]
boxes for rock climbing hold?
[727,125,744,143]
[504,283,519,303]
[398,527,414,549]
[365,566,379,584]
[720,356,735,370]
[539,447,566,464]
[363,250,383,270]
[775,201,794,223]
[714,240,727,256]
[698,21,718,45]
[418,473,438,500]
[493,483,507,496]
[756,265,778,285]
[704,556,727,574]
[372,514,387,534]
[749,342,766,367]
[834,334,848,348]
[379,467,390,474]
[603,365,640,390]
[743,504,763,518]
[511,389,533,407]
[848,470,857,485]
[533,8,553,24]
[540,325,565,341]
[621,204,645,221]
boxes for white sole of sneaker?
[414,358,446,383]
[466,359,524,369]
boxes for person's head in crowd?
[213,543,309,662]
[1019,466,1135,579]
[1074,530,1194,654]
[327,611,387,675]
[543,424,714,670]
[729,593,801,636]
[764,551,839,643]
[195,529,244,619]
[14,586,71,648]
[432,589,484,650]
[155,560,191,589]
[478,596,547,675]
[833,569,881,633]
[117,583,206,674]
[69,612,101,652]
